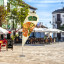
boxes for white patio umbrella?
[61,31,64,33]
[18,28,62,33]
[44,28,62,37]
[0,27,8,34]
[33,28,47,32]
[33,28,47,38]
[18,28,47,32]
[44,28,62,33]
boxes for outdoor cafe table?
[27,38,54,44]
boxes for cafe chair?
[0,43,1,52]
[0,40,7,51]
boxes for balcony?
[56,21,62,24]
[55,19,62,24]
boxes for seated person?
[49,36,52,43]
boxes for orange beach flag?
[22,12,39,47]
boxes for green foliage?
[18,7,29,26]
[11,35,15,40]
[7,0,29,28]
[11,34,19,40]
[59,24,64,30]
[0,6,7,27]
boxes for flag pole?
[22,46,23,55]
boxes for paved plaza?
[0,42,64,64]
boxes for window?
[53,16,55,18]
[63,15,64,17]
[62,33,64,35]
[57,14,61,21]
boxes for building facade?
[30,22,47,38]
[1,0,38,29]
[52,7,64,41]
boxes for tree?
[7,8,18,29]
[0,6,7,27]
[59,24,64,30]
[7,0,29,29]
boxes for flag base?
[19,55,25,57]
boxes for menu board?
[7,39,13,50]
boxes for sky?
[23,0,64,28]
[4,0,64,28]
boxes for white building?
[52,7,64,41]
[1,0,38,29]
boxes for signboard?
[22,12,39,47]
[28,16,37,21]
[7,39,13,50]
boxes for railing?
[55,19,62,24]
